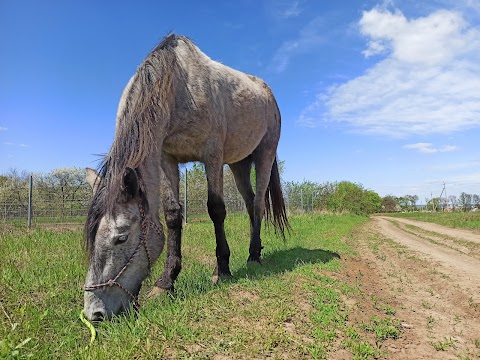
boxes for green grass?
[387,212,480,230]
[361,316,401,342]
[0,213,397,359]
[343,328,381,360]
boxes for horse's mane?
[84,34,195,256]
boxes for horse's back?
[163,36,280,164]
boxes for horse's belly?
[163,112,268,165]
[223,128,266,164]
[163,133,208,163]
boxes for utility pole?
[438,182,446,211]
[444,182,447,210]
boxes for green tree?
[326,181,380,215]
[381,196,399,213]
[0,169,30,218]
[458,192,472,212]
[409,195,419,211]
[34,167,89,218]
[180,163,208,214]
[284,180,324,212]
[448,195,457,211]
[364,190,382,214]
[472,194,480,209]
[426,197,441,212]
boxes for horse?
[83,34,289,321]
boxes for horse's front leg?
[205,161,232,283]
[150,158,182,296]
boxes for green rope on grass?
[79,310,96,348]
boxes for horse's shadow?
[143,247,341,306]
[233,246,341,281]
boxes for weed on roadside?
[426,315,435,329]
[421,300,433,309]
[432,337,457,351]
[383,306,396,315]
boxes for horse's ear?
[86,168,102,193]
[122,167,139,200]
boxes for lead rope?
[83,205,161,310]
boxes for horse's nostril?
[92,310,105,322]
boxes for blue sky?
[1,0,479,202]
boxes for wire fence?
[0,180,319,227]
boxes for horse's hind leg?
[229,156,255,231]
[249,140,277,263]
[229,156,255,236]
[153,157,183,293]
[205,160,232,283]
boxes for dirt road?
[339,216,480,359]
[375,216,480,302]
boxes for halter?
[83,205,162,310]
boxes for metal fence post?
[286,190,289,213]
[300,188,304,212]
[28,175,33,228]
[184,167,188,224]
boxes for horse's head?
[83,167,164,321]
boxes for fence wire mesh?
[0,180,317,226]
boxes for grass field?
[386,211,480,230]
[1,214,401,359]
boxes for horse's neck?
[139,156,162,218]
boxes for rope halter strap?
[83,205,162,309]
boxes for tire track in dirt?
[379,216,480,244]
[374,216,480,301]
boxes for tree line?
[1,165,477,220]
[381,193,480,212]
[0,167,90,219]
[176,163,383,215]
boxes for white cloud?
[424,172,480,197]
[404,142,457,154]
[298,7,480,137]
[459,0,480,14]
[4,142,29,148]
[445,172,480,186]
[425,160,480,171]
[360,9,476,65]
[271,17,325,72]
[281,0,302,18]
[270,0,303,20]
[0,127,7,132]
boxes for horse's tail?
[265,157,290,239]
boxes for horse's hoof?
[212,273,232,285]
[146,286,169,299]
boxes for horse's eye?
[115,234,129,245]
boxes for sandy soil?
[334,216,480,359]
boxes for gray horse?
[83,34,289,321]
